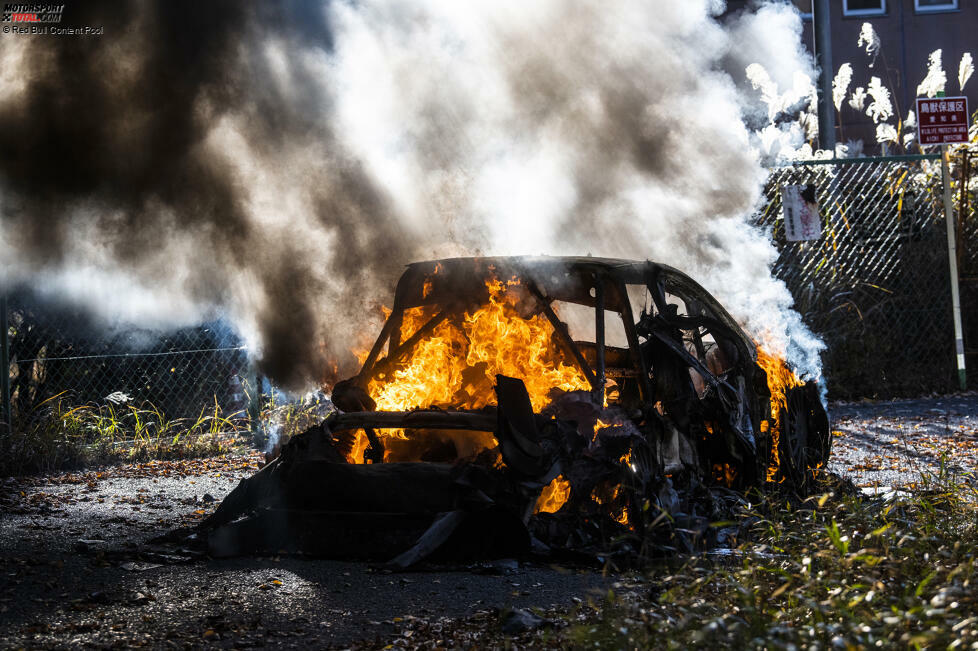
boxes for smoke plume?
[0,0,823,388]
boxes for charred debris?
[198,257,830,567]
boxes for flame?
[590,484,630,526]
[422,262,443,299]
[348,429,369,465]
[354,306,395,367]
[369,277,590,412]
[712,462,738,487]
[347,276,590,464]
[535,475,571,513]
[756,347,804,482]
[593,417,626,442]
[591,486,609,505]
[593,418,610,443]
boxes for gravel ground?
[827,392,978,493]
[2,392,977,648]
[0,454,611,649]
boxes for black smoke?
[0,1,413,388]
[0,0,826,389]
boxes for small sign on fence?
[916,96,970,145]
[782,184,821,241]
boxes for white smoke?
[0,0,825,384]
[324,0,824,378]
[723,5,819,164]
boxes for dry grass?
[559,469,978,649]
[0,393,245,476]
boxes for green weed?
[559,472,978,649]
[0,395,248,476]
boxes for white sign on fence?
[782,184,821,241]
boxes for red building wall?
[723,0,976,153]
[829,0,977,151]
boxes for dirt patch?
[4,394,975,648]
[0,453,611,648]
[828,393,978,491]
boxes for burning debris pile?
[199,257,829,565]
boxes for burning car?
[200,257,829,565]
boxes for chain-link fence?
[957,145,978,380]
[758,153,960,399]
[1,154,975,432]
[960,148,978,278]
[0,289,252,426]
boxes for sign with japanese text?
[782,184,821,242]
[916,96,970,145]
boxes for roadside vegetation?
[369,469,978,649]
[502,469,978,649]
[0,393,243,476]
[0,390,333,477]
[3,398,977,649]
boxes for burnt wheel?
[780,382,831,491]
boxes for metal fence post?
[942,145,968,390]
[813,0,836,152]
[248,370,263,443]
[1,294,11,435]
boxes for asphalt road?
[827,392,978,493]
[0,455,611,648]
[2,392,977,648]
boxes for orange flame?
[756,348,804,482]
[593,417,626,443]
[712,462,738,487]
[422,262,443,300]
[590,485,630,526]
[347,277,590,464]
[535,475,571,513]
[348,429,369,465]
[593,419,610,443]
[369,277,590,413]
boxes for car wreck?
[199,257,830,566]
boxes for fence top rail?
[772,153,942,168]
[13,346,247,364]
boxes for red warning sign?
[916,96,970,145]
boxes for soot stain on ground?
[1,393,976,648]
